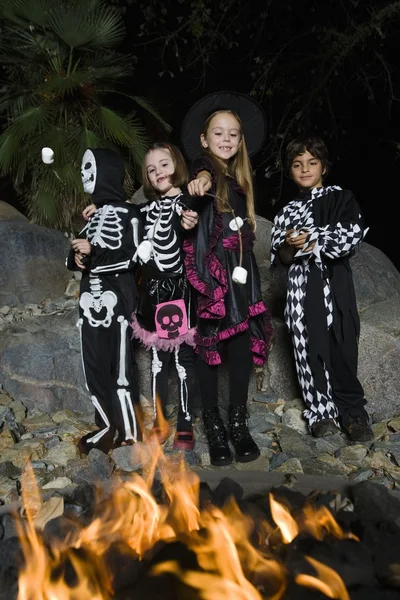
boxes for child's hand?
[82,204,96,220]
[181,210,199,230]
[188,175,211,196]
[72,239,91,256]
[74,253,86,270]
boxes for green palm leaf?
[0,0,169,228]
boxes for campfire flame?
[15,443,359,599]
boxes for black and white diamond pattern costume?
[67,148,142,454]
[131,192,197,434]
[271,186,368,428]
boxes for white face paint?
[81,149,97,194]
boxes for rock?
[42,477,74,490]
[88,449,115,479]
[388,417,400,432]
[0,476,18,503]
[64,279,80,298]
[0,306,11,315]
[372,421,390,440]
[273,458,303,474]
[0,310,91,414]
[278,426,317,458]
[0,202,70,307]
[314,433,347,455]
[269,452,293,471]
[252,392,278,404]
[0,461,21,479]
[0,440,46,468]
[367,477,394,490]
[348,468,374,483]
[235,454,270,471]
[0,428,15,451]
[361,450,399,472]
[302,458,349,479]
[111,442,150,472]
[22,413,58,434]
[281,408,308,435]
[351,480,400,521]
[335,445,368,464]
[316,454,355,476]
[44,441,80,466]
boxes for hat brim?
[181,91,267,161]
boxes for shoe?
[311,419,339,438]
[343,414,373,442]
[228,405,260,463]
[202,408,233,466]
[173,428,195,451]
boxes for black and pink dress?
[184,157,273,368]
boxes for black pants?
[78,315,141,453]
[152,343,196,431]
[329,328,368,427]
[196,331,253,411]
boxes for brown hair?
[285,135,330,177]
[201,110,256,231]
[142,142,189,200]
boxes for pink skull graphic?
[155,299,188,339]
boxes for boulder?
[0,214,399,421]
[0,201,70,307]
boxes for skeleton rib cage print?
[140,194,186,273]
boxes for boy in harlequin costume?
[67,148,143,454]
[181,92,274,466]
[271,136,373,442]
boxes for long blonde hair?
[202,110,256,231]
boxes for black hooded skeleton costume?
[67,148,142,454]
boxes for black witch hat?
[181,91,267,161]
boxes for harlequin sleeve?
[88,205,143,274]
[270,206,290,266]
[297,191,366,264]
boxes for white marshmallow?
[137,240,152,263]
[229,216,244,231]
[232,266,247,284]
[41,147,54,164]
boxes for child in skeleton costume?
[68,148,143,454]
[271,136,373,442]
[182,92,274,467]
[130,143,198,451]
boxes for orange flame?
[15,443,359,599]
[296,556,350,600]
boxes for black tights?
[196,331,253,411]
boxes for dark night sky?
[131,35,399,271]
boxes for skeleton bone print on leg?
[117,316,129,386]
[140,194,185,273]
[80,276,117,327]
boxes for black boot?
[202,408,233,466]
[228,405,260,463]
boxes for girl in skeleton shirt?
[131,143,198,451]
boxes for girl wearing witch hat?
[182,92,274,466]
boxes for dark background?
[1,0,399,270]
